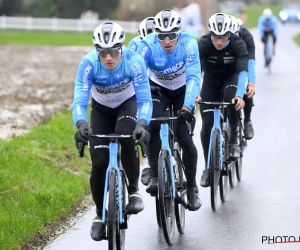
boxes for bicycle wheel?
[174,151,185,234]
[236,125,243,182]
[210,129,220,211]
[158,149,175,246]
[219,129,228,201]
[108,169,119,250]
[155,196,162,227]
[116,171,126,250]
[228,161,236,188]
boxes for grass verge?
[245,4,282,29]
[0,109,91,250]
[294,33,300,46]
[0,29,136,46]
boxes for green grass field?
[0,110,91,250]
[294,33,300,46]
[0,29,136,46]
[245,4,282,29]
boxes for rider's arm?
[258,16,265,38]
[128,36,140,52]
[183,38,202,111]
[272,16,279,37]
[233,36,248,98]
[72,57,94,126]
[128,52,153,125]
[136,39,151,69]
[243,28,256,85]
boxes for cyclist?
[72,21,153,241]
[230,15,255,139]
[197,13,248,187]
[137,9,202,211]
[128,17,155,51]
[258,8,278,66]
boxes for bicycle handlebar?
[198,101,232,106]
[151,116,193,136]
[77,134,147,159]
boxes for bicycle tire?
[236,125,243,182]
[155,196,162,227]
[174,151,186,234]
[220,128,229,201]
[116,171,126,250]
[228,161,236,188]
[210,129,220,211]
[108,169,118,250]
[158,149,175,245]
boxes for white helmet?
[138,17,155,39]
[263,8,272,19]
[92,22,125,49]
[154,9,182,33]
[228,15,240,34]
[207,13,232,35]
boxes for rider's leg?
[199,78,222,187]
[172,86,201,211]
[223,74,240,158]
[89,99,116,241]
[146,84,168,195]
[116,96,144,214]
[243,94,254,139]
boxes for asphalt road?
[44,23,300,250]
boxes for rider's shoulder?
[141,32,158,46]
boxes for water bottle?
[172,156,179,182]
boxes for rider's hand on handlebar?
[75,120,92,148]
[196,95,202,104]
[232,97,245,111]
[133,120,150,145]
[177,107,194,122]
[246,83,256,98]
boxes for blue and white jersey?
[258,15,279,38]
[128,36,142,51]
[137,31,201,111]
[72,47,153,126]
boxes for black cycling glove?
[133,120,150,145]
[177,107,194,123]
[75,120,92,148]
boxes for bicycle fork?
[102,142,123,225]
[160,123,176,199]
[207,109,223,171]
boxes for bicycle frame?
[206,108,224,172]
[102,139,125,225]
[160,121,176,198]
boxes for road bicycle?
[199,101,246,211]
[78,134,146,250]
[150,102,192,246]
[264,33,273,72]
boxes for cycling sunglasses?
[211,33,229,41]
[157,32,178,41]
[97,47,121,58]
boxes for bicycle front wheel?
[219,130,228,202]
[108,169,119,250]
[236,124,243,181]
[116,171,126,250]
[158,149,175,246]
[210,129,220,211]
[174,151,186,234]
[155,196,162,227]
